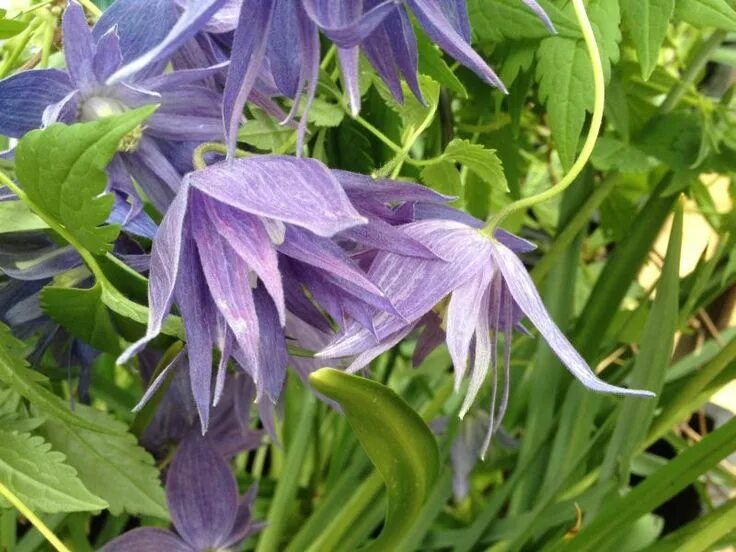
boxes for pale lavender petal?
[459,273,493,418]
[267,1,302,98]
[204,201,284,325]
[337,47,361,115]
[222,485,263,547]
[293,3,320,153]
[301,0,396,48]
[41,90,80,127]
[176,0,241,33]
[522,0,556,33]
[117,188,189,366]
[223,0,276,155]
[408,0,506,91]
[345,324,415,373]
[140,62,229,91]
[188,156,366,236]
[102,528,192,552]
[490,242,656,397]
[122,137,181,212]
[447,265,491,388]
[335,170,451,204]
[338,215,439,258]
[192,201,260,376]
[167,436,238,549]
[107,0,228,83]
[412,312,445,367]
[0,69,73,138]
[62,2,96,88]
[131,349,184,413]
[93,26,123,82]
[438,0,471,41]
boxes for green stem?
[256,391,317,552]
[0,18,41,78]
[0,482,71,552]
[40,12,55,68]
[659,30,727,114]
[483,0,605,234]
[0,509,16,551]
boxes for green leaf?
[647,498,736,552]
[443,138,508,192]
[0,17,28,39]
[553,416,736,551]
[305,97,345,128]
[599,202,683,483]
[591,136,652,172]
[535,0,620,170]
[675,0,736,31]
[309,368,440,551]
[468,0,581,41]
[372,75,440,135]
[0,431,107,513]
[41,283,121,355]
[421,161,462,198]
[14,106,157,255]
[39,402,168,519]
[621,0,675,79]
[0,323,113,435]
[0,201,48,234]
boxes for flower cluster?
[0,0,654,545]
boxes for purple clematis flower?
[0,1,228,213]
[319,219,655,456]
[104,435,263,552]
[117,155,397,430]
[221,0,555,153]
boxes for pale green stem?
[0,18,41,78]
[484,0,605,234]
[0,482,71,552]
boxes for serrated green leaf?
[599,202,682,483]
[0,200,48,233]
[14,106,157,254]
[372,75,440,134]
[468,0,580,41]
[421,160,462,199]
[591,136,653,172]
[675,0,736,31]
[622,0,675,79]
[305,97,345,128]
[443,138,508,192]
[39,402,168,519]
[0,323,114,434]
[41,283,121,355]
[309,368,440,551]
[0,430,107,513]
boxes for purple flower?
[219,0,555,154]
[0,1,226,213]
[117,155,390,429]
[104,435,262,552]
[319,219,654,456]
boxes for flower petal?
[0,69,73,138]
[167,436,238,549]
[93,27,124,82]
[62,2,96,87]
[102,528,192,552]
[253,286,288,402]
[188,156,366,236]
[106,0,228,83]
[490,242,655,397]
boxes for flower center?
[79,95,128,122]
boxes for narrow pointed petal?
[301,0,396,48]
[167,436,238,550]
[254,287,288,402]
[412,312,445,367]
[140,63,229,91]
[222,485,263,547]
[117,188,189,365]
[94,0,177,77]
[337,47,361,115]
[438,0,471,41]
[459,277,493,418]
[407,0,506,91]
[223,0,276,155]
[62,2,96,87]
[177,236,216,431]
[102,528,191,552]
[335,170,451,204]
[204,201,284,325]
[107,0,228,83]
[266,1,302,98]
[447,265,492,387]
[188,156,366,236]
[92,27,123,82]
[345,324,415,373]
[0,70,73,138]
[339,215,439,258]
[490,242,655,397]
[521,0,556,33]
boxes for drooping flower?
[118,155,402,429]
[104,435,263,552]
[221,0,555,152]
[319,218,655,456]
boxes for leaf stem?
[0,481,71,552]
[483,0,605,234]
